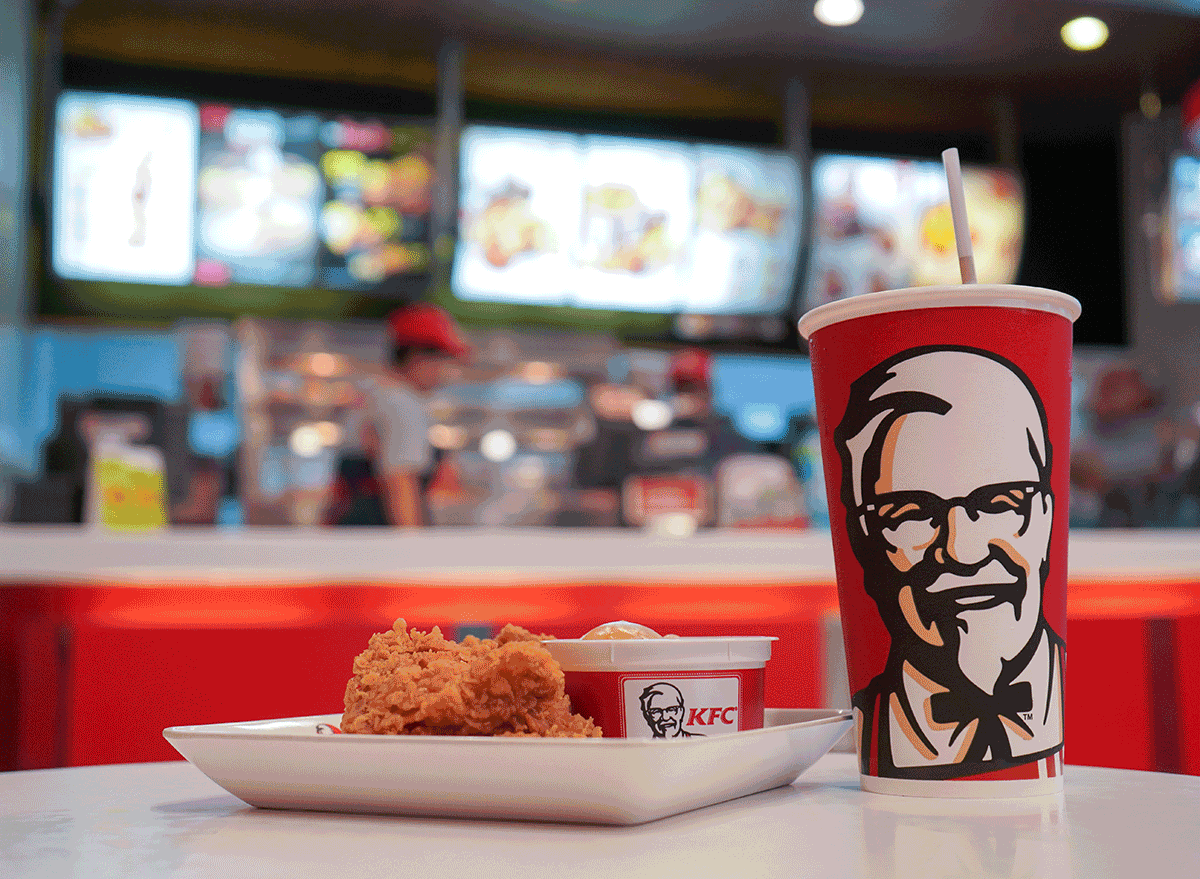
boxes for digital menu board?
[692,146,803,314]
[454,127,581,306]
[452,125,804,316]
[317,119,434,290]
[194,104,323,287]
[1165,153,1200,301]
[50,90,434,295]
[52,92,199,285]
[804,154,1025,310]
[575,136,695,312]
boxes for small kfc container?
[542,624,776,739]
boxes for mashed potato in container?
[541,621,776,739]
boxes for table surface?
[3,754,1198,878]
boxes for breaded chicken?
[342,619,601,738]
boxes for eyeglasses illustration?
[858,482,1043,533]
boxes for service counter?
[2,527,1198,776]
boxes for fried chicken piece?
[490,623,555,644]
[342,619,600,738]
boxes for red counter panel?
[3,573,1197,775]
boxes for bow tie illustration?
[928,681,1034,728]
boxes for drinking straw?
[940,147,978,284]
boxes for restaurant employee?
[329,303,470,528]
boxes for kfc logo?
[620,675,742,738]
[836,346,1064,780]
[639,682,704,738]
[687,706,738,726]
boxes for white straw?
[941,147,977,284]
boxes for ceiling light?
[814,0,864,27]
[1061,16,1108,51]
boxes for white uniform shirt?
[368,381,432,476]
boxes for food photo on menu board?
[908,163,1024,286]
[690,146,802,315]
[317,119,434,290]
[193,104,323,287]
[454,126,580,307]
[574,136,694,312]
[451,125,803,316]
[804,154,1025,310]
[52,91,199,285]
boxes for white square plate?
[164,708,852,825]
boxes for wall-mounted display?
[804,154,1025,311]
[574,136,694,312]
[452,125,804,316]
[194,104,322,287]
[50,90,434,296]
[454,127,581,307]
[317,119,434,290]
[52,92,199,285]
[691,146,802,315]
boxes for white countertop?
[3,754,1197,878]
[0,526,1198,585]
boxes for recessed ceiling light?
[1061,16,1108,51]
[814,0,864,28]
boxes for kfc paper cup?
[542,637,775,738]
[798,285,1081,798]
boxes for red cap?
[669,348,711,390]
[386,303,471,359]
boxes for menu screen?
[52,92,199,285]
[575,136,695,311]
[50,90,435,294]
[804,154,1024,310]
[692,146,803,314]
[194,104,323,287]
[452,125,803,316]
[455,126,580,306]
[317,119,434,289]
[1165,153,1200,301]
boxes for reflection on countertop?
[0,526,1198,585]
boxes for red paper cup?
[542,637,775,738]
[798,285,1081,797]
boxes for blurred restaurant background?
[2,0,1200,776]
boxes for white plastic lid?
[542,636,776,672]
[797,284,1082,340]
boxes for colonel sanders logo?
[639,682,704,738]
[836,346,1064,780]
